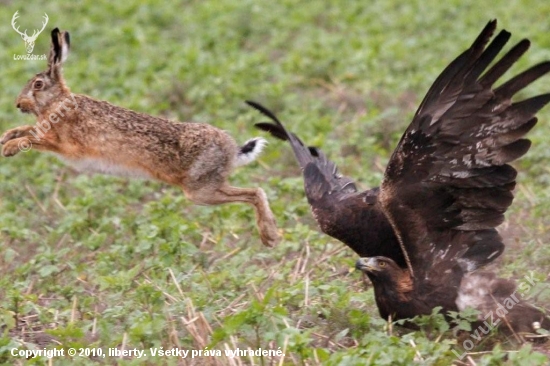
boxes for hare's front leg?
[0,125,36,144]
[2,135,61,157]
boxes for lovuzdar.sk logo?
[12,11,48,61]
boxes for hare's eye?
[33,80,44,90]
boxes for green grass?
[1,0,550,365]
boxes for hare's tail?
[235,137,267,167]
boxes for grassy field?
[1,0,550,365]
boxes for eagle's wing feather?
[250,101,357,200]
[379,20,550,279]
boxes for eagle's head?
[355,256,413,296]
[355,256,401,277]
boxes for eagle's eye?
[378,260,386,268]
[33,80,44,90]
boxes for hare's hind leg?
[185,184,280,248]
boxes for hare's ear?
[48,28,70,77]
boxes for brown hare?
[1,28,280,247]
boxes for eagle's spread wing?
[248,101,404,262]
[379,20,550,279]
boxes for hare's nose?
[16,103,21,109]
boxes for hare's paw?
[1,126,33,144]
[260,227,281,248]
[258,213,281,248]
[2,138,32,157]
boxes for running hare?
[1,28,280,247]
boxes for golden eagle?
[249,20,550,333]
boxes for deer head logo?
[11,11,49,54]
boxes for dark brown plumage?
[250,20,550,334]
[249,100,406,267]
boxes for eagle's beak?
[355,257,378,272]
